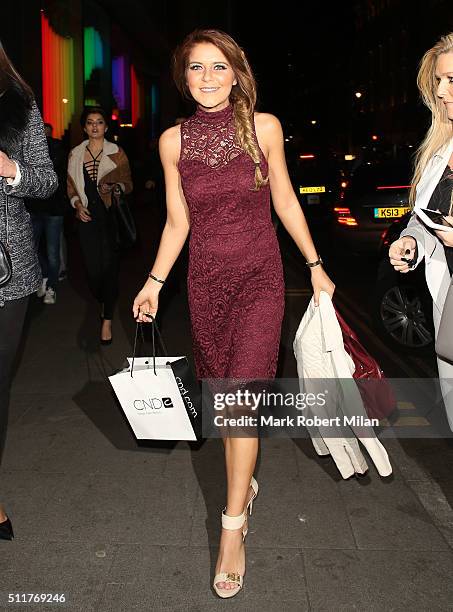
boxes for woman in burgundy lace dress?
[133,29,335,598]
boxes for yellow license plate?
[299,186,326,194]
[374,207,410,219]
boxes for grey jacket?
[0,101,57,304]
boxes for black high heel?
[0,517,14,540]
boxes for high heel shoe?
[246,476,259,516]
[241,476,259,540]
[0,517,14,540]
[213,509,246,599]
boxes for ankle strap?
[221,508,246,530]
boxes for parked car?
[331,160,413,253]
[373,212,434,353]
[288,151,344,226]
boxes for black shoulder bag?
[0,195,12,287]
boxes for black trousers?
[77,201,120,320]
[0,296,29,465]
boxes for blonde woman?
[133,29,335,598]
[389,33,453,427]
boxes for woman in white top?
[389,33,453,429]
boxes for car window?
[350,162,412,194]
[292,158,342,185]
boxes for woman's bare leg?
[214,436,258,591]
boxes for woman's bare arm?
[255,112,335,303]
[133,125,190,320]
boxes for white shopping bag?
[109,358,197,441]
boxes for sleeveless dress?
[178,104,285,380]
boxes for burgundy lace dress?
[178,104,285,380]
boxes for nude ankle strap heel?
[247,476,259,516]
[213,509,247,599]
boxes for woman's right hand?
[75,202,91,222]
[389,236,417,273]
[133,279,160,322]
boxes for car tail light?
[376,185,412,190]
[381,229,390,246]
[334,206,358,227]
[338,217,358,226]
[381,216,402,247]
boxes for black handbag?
[0,195,12,287]
[110,184,137,250]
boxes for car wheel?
[376,283,434,351]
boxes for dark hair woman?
[67,106,133,344]
[133,29,335,598]
[0,40,57,540]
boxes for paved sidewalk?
[2,225,453,611]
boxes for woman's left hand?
[310,266,335,306]
[435,217,453,246]
[0,151,17,179]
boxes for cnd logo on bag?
[134,397,174,412]
[175,376,198,418]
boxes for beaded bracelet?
[149,272,165,284]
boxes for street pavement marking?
[397,401,416,410]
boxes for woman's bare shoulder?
[254,112,282,133]
[159,125,181,165]
[254,113,283,155]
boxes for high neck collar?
[194,103,233,127]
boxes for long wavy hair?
[173,29,268,191]
[0,39,33,154]
[410,33,453,206]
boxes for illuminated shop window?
[40,11,75,139]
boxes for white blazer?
[400,137,453,430]
[401,137,453,313]
[293,292,392,479]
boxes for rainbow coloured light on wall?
[41,11,75,139]
[150,83,159,137]
[131,65,144,127]
[112,55,130,111]
[84,27,103,84]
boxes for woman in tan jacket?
[67,107,133,344]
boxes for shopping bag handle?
[131,317,168,377]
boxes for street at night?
[1,198,453,610]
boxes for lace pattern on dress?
[180,105,244,169]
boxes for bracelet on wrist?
[149,272,165,284]
[306,256,323,268]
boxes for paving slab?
[338,472,450,551]
[0,541,115,612]
[303,549,453,612]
